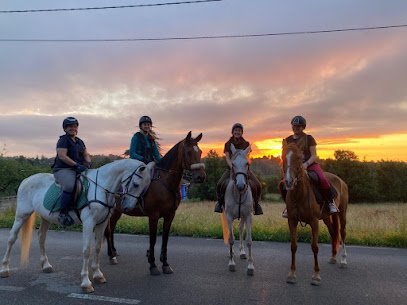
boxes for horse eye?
[133,182,139,188]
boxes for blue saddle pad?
[43,177,90,212]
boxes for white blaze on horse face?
[193,145,199,152]
[285,150,294,188]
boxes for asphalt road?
[0,228,406,305]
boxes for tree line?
[1,150,406,203]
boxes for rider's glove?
[75,163,87,173]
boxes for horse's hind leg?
[245,216,254,276]
[38,218,53,273]
[92,222,107,284]
[0,214,30,277]
[339,211,348,268]
[239,219,247,259]
[323,216,339,264]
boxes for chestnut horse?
[105,131,206,275]
[282,142,348,285]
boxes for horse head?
[120,161,154,212]
[230,144,251,192]
[183,131,206,183]
[282,141,305,191]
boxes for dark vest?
[135,132,156,164]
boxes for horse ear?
[244,145,251,155]
[186,131,192,142]
[231,143,236,155]
[195,133,202,143]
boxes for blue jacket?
[129,132,161,163]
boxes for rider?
[52,117,91,226]
[214,123,263,215]
[129,115,161,164]
[280,115,339,218]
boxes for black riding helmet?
[231,123,244,133]
[291,115,306,128]
[62,117,79,129]
[139,115,152,128]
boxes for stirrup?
[282,208,288,218]
[58,212,75,227]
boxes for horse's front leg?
[160,213,176,274]
[227,216,236,272]
[238,219,247,259]
[286,220,298,284]
[92,221,108,284]
[310,220,321,286]
[81,223,95,293]
[38,218,53,273]
[148,215,160,275]
[245,215,254,276]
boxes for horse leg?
[148,215,160,276]
[81,223,95,293]
[323,216,338,264]
[0,214,29,277]
[227,216,236,272]
[339,211,348,268]
[239,219,247,259]
[92,222,108,284]
[38,218,53,273]
[310,220,321,286]
[286,220,298,284]
[104,209,122,265]
[160,213,176,274]
[246,215,254,276]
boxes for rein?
[79,165,146,225]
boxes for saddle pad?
[43,177,90,212]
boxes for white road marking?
[68,293,141,304]
[0,285,25,291]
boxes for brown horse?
[104,131,206,275]
[282,141,348,285]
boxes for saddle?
[307,170,337,206]
[43,176,90,212]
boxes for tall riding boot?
[58,191,75,226]
[322,189,339,214]
[253,201,263,215]
[214,194,225,213]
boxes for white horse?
[221,144,254,276]
[0,159,153,293]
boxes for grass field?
[0,200,406,248]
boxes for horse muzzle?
[190,163,206,183]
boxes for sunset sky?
[1,0,406,161]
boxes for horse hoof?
[150,266,161,276]
[94,276,107,284]
[329,257,337,264]
[42,266,54,273]
[340,261,347,269]
[109,257,118,265]
[0,270,10,278]
[82,285,95,293]
[311,276,321,286]
[229,265,236,272]
[162,265,173,274]
[240,253,247,259]
[286,276,296,284]
[247,268,254,276]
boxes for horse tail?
[220,212,229,245]
[20,212,36,267]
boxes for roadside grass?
[0,200,406,248]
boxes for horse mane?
[156,140,184,170]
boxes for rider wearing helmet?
[52,117,91,226]
[280,115,339,217]
[129,116,161,164]
[214,123,263,215]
